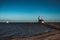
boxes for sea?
[0,23,54,38]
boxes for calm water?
[0,23,53,38]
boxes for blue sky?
[0,0,60,22]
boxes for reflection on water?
[0,23,53,38]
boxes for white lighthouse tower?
[38,16,45,24]
[6,21,9,23]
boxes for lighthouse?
[38,16,45,24]
[6,21,9,23]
